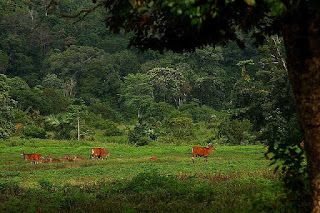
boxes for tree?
[0,74,15,140]
[147,67,190,107]
[122,73,153,118]
[73,0,320,210]
[0,51,9,74]
[68,99,88,140]
[42,74,63,89]
[236,59,254,81]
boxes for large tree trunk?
[283,10,320,212]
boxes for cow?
[21,151,42,164]
[91,148,109,160]
[300,141,304,149]
[191,145,216,163]
[59,155,75,162]
[45,155,61,163]
[264,145,269,151]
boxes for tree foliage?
[0,74,15,140]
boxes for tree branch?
[61,1,105,24]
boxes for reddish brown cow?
[192,145,216,163]
[300,141,305,149]
[91,148,110,160]
[21,151,42,164]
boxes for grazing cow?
[46,155,61,163]
[300,141,305,149]
[21,151,42,164]
[192,145,216,163]
[150,157,157,161]
[91,148,109,160]
[59,155,74,162]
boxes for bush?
[12,109,30,124]
[218,119,255,145]
[103,121,123,136]
[128,122,155,146]
[162,117,194,138]
[136,137,152,146]
[180,104,216,123]
[21,125,46,139]
[143,102,175,123]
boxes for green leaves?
[0,74,15,140]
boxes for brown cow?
[300,141,305,149]
[192,145,216,163]
[91,148,110,160]
[59,155,74,162]
[45,155,61,163]
[21,151,42,164]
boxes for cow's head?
[208,145,216,151]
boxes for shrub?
[103,121,123,136]
[12,109,30,124]
[128,122,155,146]
[136,137,152,146]
[217,119,255,145]
[21,125,46,139]
[143,102,175,123]
[180,104,216,123]
[162,117,194,138]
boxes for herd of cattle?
[20,148,110,164]
[20,142,306,165]
[20,145,216,164]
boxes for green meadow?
[0,138,284,212]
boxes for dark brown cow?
[21,151,42,164]
[192,145,216,163]
[91,148,109,160]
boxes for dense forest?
[0,0,300,147]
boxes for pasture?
[0,139,284,212]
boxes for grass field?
[0,138,285,212]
